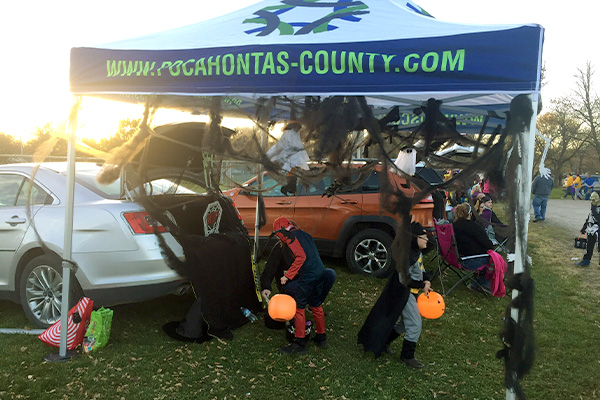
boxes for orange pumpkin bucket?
[268,294,297,322]
[417,291,445,319]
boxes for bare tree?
[571,62,600,163]
[536,97,586,183]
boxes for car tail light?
[232,202,243,220]
[123,212,167,234]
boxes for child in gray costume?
[386,221,432,368]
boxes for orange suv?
[224,165,435,278]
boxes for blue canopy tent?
[64,1,543,397]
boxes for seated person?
[452,203,495,294]
[475,195,507,246]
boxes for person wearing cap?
[574,191,600,267]
[531,169,554,222]
[260,225,337,337]
[272,217,328,354]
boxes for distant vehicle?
[0,162,244,327]
[224,164,436,278]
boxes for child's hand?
[423,281,431,295]
[280,276,289,285]
[261,289,271,300]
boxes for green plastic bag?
[82,307,113,353]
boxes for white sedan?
[0,162,195,327]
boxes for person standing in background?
[573,174,582,200]
[583,173,595,200]
[574,192,600,267]
[532,169,554,222]
[563,173,574,199]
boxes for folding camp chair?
[493,236,509,253]
[433,219,492,296]
[483,224,509,253]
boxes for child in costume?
[387,221,431,368]
[272,217,327,354]
[574,191,600,267]
[357,221,431,368]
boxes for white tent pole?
[58,97,79,358]
[253,166,263,263]
[253,127,267,264]
[506,93,538,400]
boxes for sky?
[0,0,596,142]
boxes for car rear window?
[74,169,123,199]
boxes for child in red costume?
[272,217,327,354]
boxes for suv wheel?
[19,254,83,328]
[346,229,394,278]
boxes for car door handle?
[6,216,27,226]
[276,201,292,205]
[340,200,358,204]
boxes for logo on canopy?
[243,0,369,36]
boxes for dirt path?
[538,198,590,235]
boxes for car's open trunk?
[143,192,247,240]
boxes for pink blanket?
[486,250,507,297]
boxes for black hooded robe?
[357,272,410,357]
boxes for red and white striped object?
[39,297,93,350]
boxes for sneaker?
[401,357,425,369]
[279,341,307,354]
[574,259,591,267]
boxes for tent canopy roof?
[69,0,544,133]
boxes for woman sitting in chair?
[452,203,495,294]
[474,195,507,247]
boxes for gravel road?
[531,198,590,235]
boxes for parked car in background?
[224,164,436,278]
[0,162,243,327]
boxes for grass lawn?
[549,187,567,199]
[1,218,599,399]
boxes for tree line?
[535,62,600,182]
[0,119,140,163]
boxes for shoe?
[574,260,591,267]
[401,357,425,369]
[532,218,541,222]
[279,341,307,354]
[311,333,328,348]
[384,345,393,354]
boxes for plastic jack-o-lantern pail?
[268,294,297,322]
[417,291,445,319]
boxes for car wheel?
[346,229,394,278]
[19,254,83,328]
